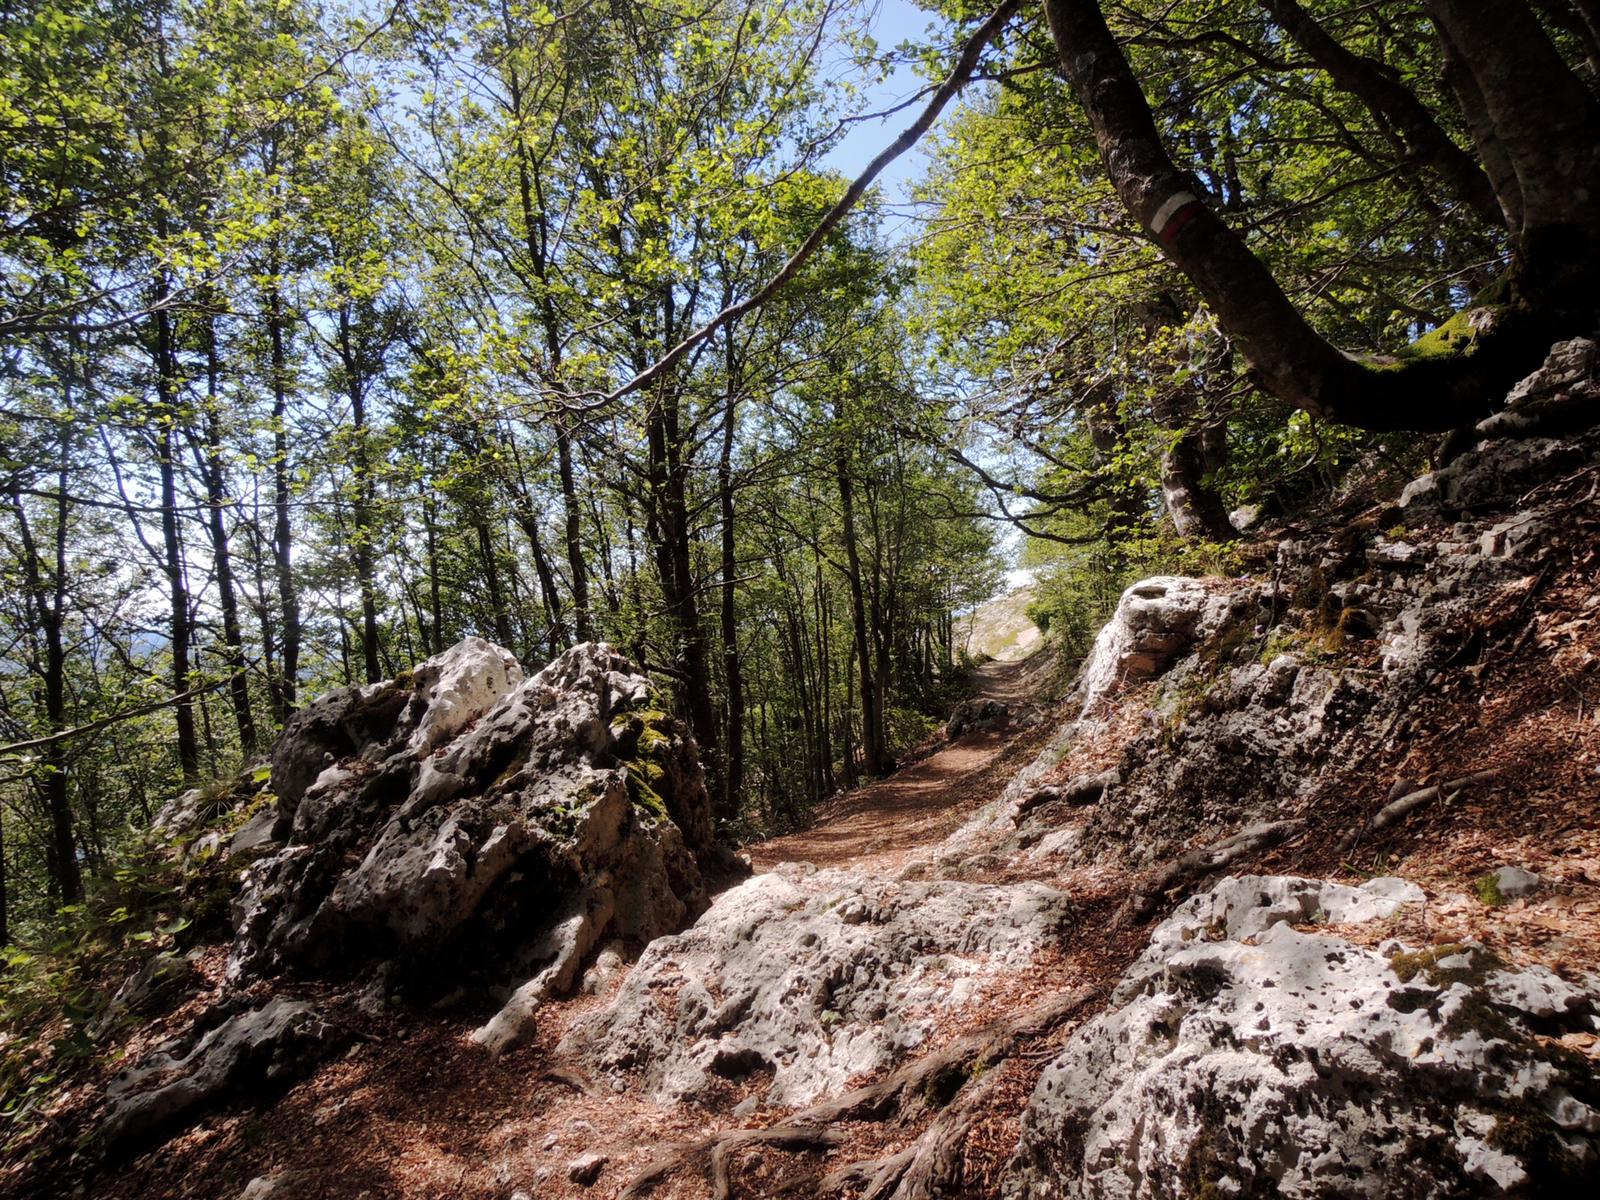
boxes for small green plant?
[1474,872,1506,908]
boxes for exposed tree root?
[1120,819,1306,924]
[616,987,1097,1200]
[1336,768,1502,855]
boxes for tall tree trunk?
[555,423,592,642]
[1258,0,1503,227]
[154,289,201,783]
[836,455,883,779]
[422,490,444,654]
[646,394,721,790]
[198,315,258,756]
[7,435,82,902]
[475,515,516,649]
[717,382,745,818]
[338,302,381,684]
[267,276,300,717]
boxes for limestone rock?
[1078,577,1242,715]
[1005,875,1600,1199]
[227,641,722,1057]
[100,998,340,1152]
[563,865,1074,1107]
[91,950,200,1038]
[947,697,1007,739]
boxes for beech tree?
[1040,0,1600,431]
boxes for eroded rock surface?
[563,863,1074,1106]
[101,998,340,1152]
[1006,875,1600,1199]
[228,639,722,1048]
[1078,576,1245,715]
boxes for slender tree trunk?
[0,800,8,945]
[267,277,300,717]
[422,490,444,654]
[646,395,721,787]
[338,303,381,684]
[153,287,201,783]
[475,516,516,649]
[8,437,82,902]
[501,0,591,645]
[1258,0,1503,226]
[836,455,883,779]
[555,424,592,642]
[717,347,745,817]
[199,317,257,755]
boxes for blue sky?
[818,0,947,209]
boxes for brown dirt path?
[746,656,1046,874]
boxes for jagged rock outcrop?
[1078,576,1246,715]
[100,998,341,1153]
[563,863,1075,1106]
[228,639,722,1048]
[1005,875,1600,1199]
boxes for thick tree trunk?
[1430,0,1600,301]
[1044,0,1600,432]
[1159,415,1235,540]
[1433,19,1525,233]
[1258,0,1503,227]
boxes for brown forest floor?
[19,490,1600,1200]
[748,656,1048,875]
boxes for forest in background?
[6,0,1585,945]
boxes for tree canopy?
[2,0,1597,947]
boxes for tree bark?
[1044,0,1597,432]
[152,288,201,784]
[1258,0,1503,227]
[837,455,884,779]
[337,301,382,684]
[198,315,258,756]
[267,274,300,718]
[7,440,82,902]
[1430,0,1600,301]
[717,343,745,819]
[1433,18,1525,233]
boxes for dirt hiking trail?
[747,655,1051,875]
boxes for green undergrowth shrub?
[0,772,265,1162]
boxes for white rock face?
[228,641,721,1050]
[563,864,1075,1106]
[1078,577,1239,715]
[405,635,523,755]
[1005,875,1600,1199]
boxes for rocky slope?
[96,639,729,1153]
[25,339,1600,1199]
